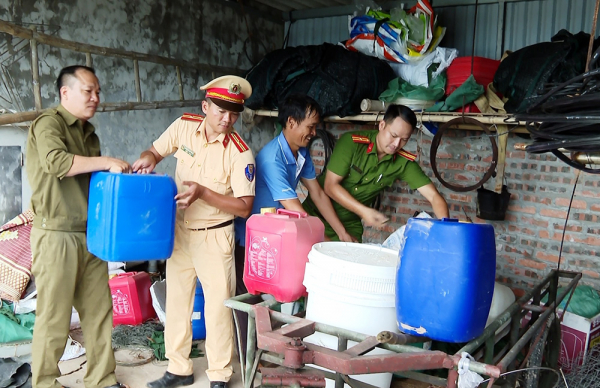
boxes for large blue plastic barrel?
[87,172,177,262]
[396,218,496,343]
[192,279,206,340]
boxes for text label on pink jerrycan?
[244,208,324,303]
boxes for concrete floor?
[57,340,245,388]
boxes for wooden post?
[134,59,142,102]
[29,26,42,111]
[494,126,509,193]
[176,66,184,101]
[86,52,93,67]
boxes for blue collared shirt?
[234,131,316,245]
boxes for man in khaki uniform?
[133,76,255,388]
[26,65,131,388]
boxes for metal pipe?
[247,108,529,129]
[376,331,427,345]
[335,337,348,388]
[572,152,600,165]
[496,273,581,371]
[245,316,257,388]
[457,270,572,356]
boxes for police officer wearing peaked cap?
[134,75,255,388]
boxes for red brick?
[583,270,600,279]
[580,190,600,198]
[585,236,600,246]
[507,205,536,214]
[519,259,546,270]
[592,204,600,212]
[552,224,582,232]
[536,251,559,263]
[555,198,586,209]
[521,216,549,228]
[540,209,568,218]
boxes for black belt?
[189,219,233,231]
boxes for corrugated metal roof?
[504,0,600,52]
[285,16,349,47]
[278,0,600,61]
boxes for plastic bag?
[389,47,458,87]
[150,280,167,324]
[380,71,446,102]
[457,352,484,388]
[382,212,432,252]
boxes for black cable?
[430,117,499,192]
[557,170,580,273]
[514,64,600,173]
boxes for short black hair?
[278,94,322,129]
[383,104,417,130]
[56,65,96,98]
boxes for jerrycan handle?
[276,208,307,218]
[441,218,459,222]
[116,272,138,277]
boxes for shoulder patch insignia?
[351,135,371,144]
[245,164,255,182]
[397,148,417,162]
[181,112,205,122]
[229,132,249,153]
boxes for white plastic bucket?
[303,242,400,388]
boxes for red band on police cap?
[205,87,245,105]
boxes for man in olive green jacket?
[26,65,130,388]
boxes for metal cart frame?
[226,269,581,388]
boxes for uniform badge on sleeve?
[245,164,255,182]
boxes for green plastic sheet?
[0,301,35,343]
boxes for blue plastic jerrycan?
[396,218,496,343]
[87,172,177,262]
[192,279,206,340]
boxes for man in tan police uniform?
[133,76,255,388]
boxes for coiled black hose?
[309,124,336,176]
[515,45,600,173]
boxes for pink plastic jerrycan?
[244,208,324,303]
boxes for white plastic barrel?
[303,242,400,388]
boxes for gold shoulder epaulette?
[397,148,417,162]
[181,113,205,122]
[351,134,371,144]
[228,131,249,152]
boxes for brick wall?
[302,121,600,293]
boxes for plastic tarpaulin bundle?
[345,0,446,64]
[379,65,447,102]
[245,43,396,117]
[494,29,598,113]
[426,75,484,112]
[0,301,35,344]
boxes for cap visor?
[208,97,244,113]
